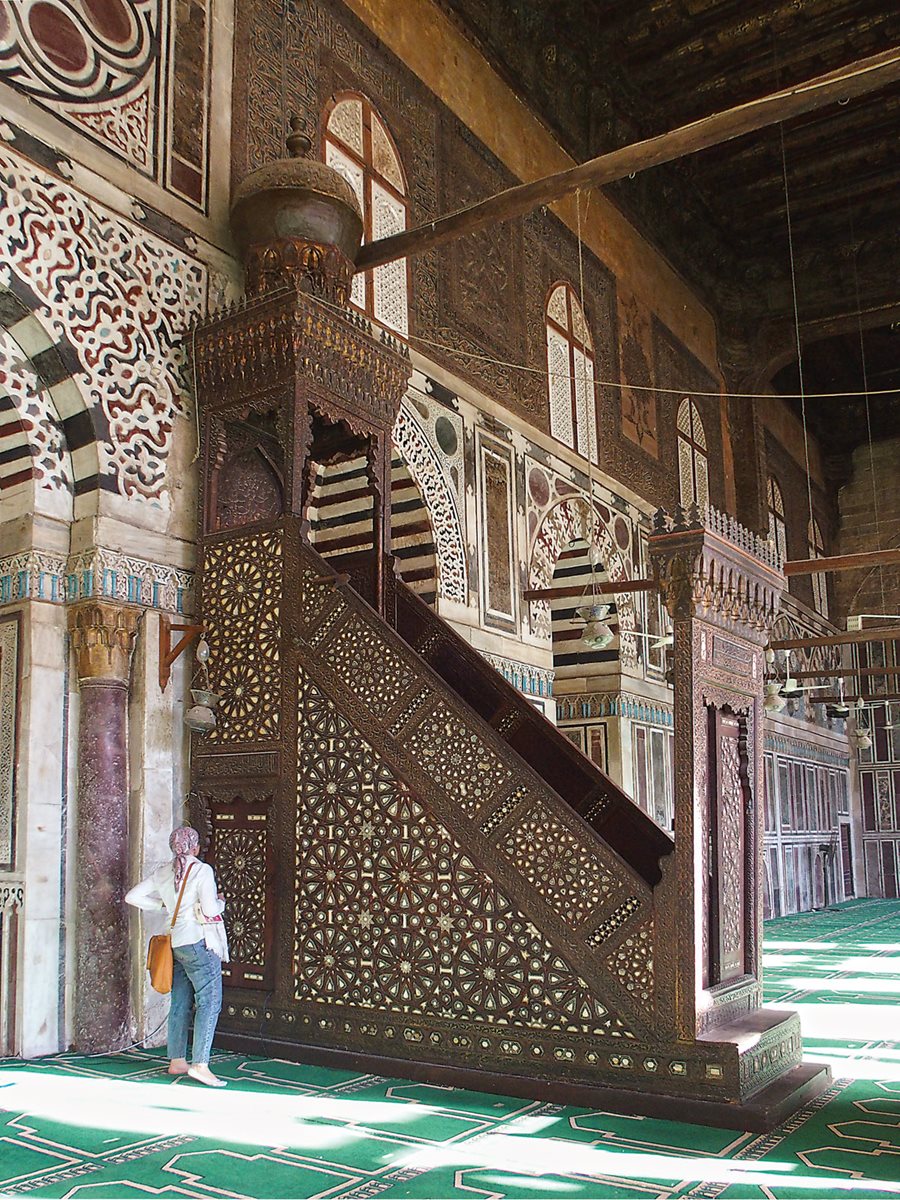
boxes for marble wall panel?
[0,0,213,211]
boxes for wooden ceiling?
[438,0,900,453]
[775,324,900,469]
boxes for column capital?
[68,601,140,683]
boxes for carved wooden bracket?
[159,613,205,692]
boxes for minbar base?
[214,1031,832,1133]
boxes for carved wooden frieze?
[194,293,410,432]
[650,504,783,639]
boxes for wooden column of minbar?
[649,506,780,1039]
[647,506,831,1110]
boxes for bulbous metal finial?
[230,108,362,301]
[285,115,312,158]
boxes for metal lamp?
[575,602,615,650]
[185,639,220,734]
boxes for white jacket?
[125,856,225,948]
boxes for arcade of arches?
[0,0,898,1145]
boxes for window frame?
[767,474,788,563]
[808,516,829,618]
[545,282,597,463]
[676,397,709,509]
[323,92,410,336]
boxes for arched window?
[324,94,408,336]
[808,517,828,618]
[545,283,597,462]
[676,398,708,509]
[767,475,787,562]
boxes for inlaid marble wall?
[0,0,219,211]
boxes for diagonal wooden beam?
[356,47,900,273]
[783,548,900,577]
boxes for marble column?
[68,601,140,1053]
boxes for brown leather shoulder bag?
[146,863,194,994]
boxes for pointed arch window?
[676,398,709,509]
[808,517,828,618]
[767,475,787,562]
[324,94,409,336]
[545,283,597,462]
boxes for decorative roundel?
[434,415,458,457]
[374,842,437,911]
[528,466,551,508]
[456,934,528,1014]
[299,841,361,909]
[0,0,156,103]
[375,929,438,1006]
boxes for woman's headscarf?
[170,825,200,888]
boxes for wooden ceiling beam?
[685,60,900,112]
[522,580,658,601]
[616,1,813,68]
[355,46,900,273]
[770,628,900,651]
[628,41,895,112]
[724,158,900,208]
[799,301,900,344]
[707,118,900,186]
[783,548,900,577]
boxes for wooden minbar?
[188,134,830,1131]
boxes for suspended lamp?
[184,637,221,734]
[764,681,787,714]
[575,602,615,650]
[852,726,872,752]
[851,697,872,751]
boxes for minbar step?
[734,1061,833,1131]
[215,1031,832,1134]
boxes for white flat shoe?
[187,1065,227,1088]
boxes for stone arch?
[0,319,75,522]
[528,494,637,665]
[0,146,206,505]
[0,281,99,502]
[392,402,467,605]
[306,447,439,607]
[770,611,836,684]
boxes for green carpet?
[3,899,900,1198]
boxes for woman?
[126,826,227,1087]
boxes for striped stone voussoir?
[0,284,110,503]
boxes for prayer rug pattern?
[2,898,900,1198]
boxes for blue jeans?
[168,941,223,1064]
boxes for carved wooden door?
[840,823,854,898]
[708,710,746,985]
